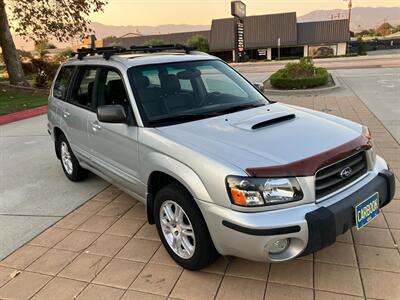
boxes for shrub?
[358,38,367,55]
[144,39,164,46]
[21,59,59,79]
[21,62,37,76]
[34,71,48,88]
[270,58,329,89]
[54,48,74,64]
[186,35,210,53]
[31,58,59,79]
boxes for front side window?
[70,68,98,110]
[96,68,129,110]
[129,59,268,127]
[53,66,74,100]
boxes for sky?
[90,0,400,26]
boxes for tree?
[0,0,107,86]
[54,48,74,64]
[0,0,28,86]
[376,22,395,36]
[144,39,164,46]
[186,35,210,53]
[34,39,56,58]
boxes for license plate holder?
[355,192,380,230]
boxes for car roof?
[63,53,219,68]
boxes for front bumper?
[301,169,394,256]
[198,163,395,262]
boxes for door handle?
[62,111,70,118]
[91,121,101,131]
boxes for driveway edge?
[0,105,48,125]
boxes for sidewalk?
[0,94,399,300]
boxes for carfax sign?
[231,1,246,18]
[231,1,246,61]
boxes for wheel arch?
[53,126,65,159]
[144,156,212,224]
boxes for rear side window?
[53,66,74,100]
[70,67,98,110]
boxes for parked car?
[47,45,395,270]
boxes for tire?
[57,134,87,182]
[154,182,218,270]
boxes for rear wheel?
[57,134,87,181]
[154,182,218,270]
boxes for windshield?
[128,59,269,127]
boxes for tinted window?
[53,66,74,100]
[70,68,97,110]
[129,60,268,126]
[199,65,247,97]
[96,68,129,110]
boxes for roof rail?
[71,46,127,60]
[71,44,195,60]
[129,44,195,53]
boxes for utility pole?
[344,0,353,54]
[347,0,352,26]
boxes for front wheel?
[154,182,218,270]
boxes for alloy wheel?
[159,200,196,259]
[60,141,73,175]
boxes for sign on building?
[231,1,246,62]
[231,1,246,19]
[258,49,267,56]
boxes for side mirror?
[253,83,264,92]
[97,105,127,123]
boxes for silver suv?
[47,45,395,270]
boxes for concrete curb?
[0,105,48,125]
[262,73,340,95]
[0,82,50,97]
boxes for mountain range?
[298,7,400,31]
[12,7,400,50]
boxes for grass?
[0,89,47,116]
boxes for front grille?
[315,151,368,199]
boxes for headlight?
[363,126,376,168]
[226,176,304,207]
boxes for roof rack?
[71,44,195,60]
[129,44,195,53]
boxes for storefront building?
[103,12,350,61]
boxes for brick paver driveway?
[0,94,399,300]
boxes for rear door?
[86,67,143,196]
[49,66,75,133]
[61,66,98,160]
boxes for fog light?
[269,239,290,254]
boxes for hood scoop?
[232,112,296,131]
[252,113,296,129]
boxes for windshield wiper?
[209,103,266,116]
[148,103,266,126]
[148,114,212,126]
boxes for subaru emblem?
[340,167,353,178]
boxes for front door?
[87,67,143,198]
